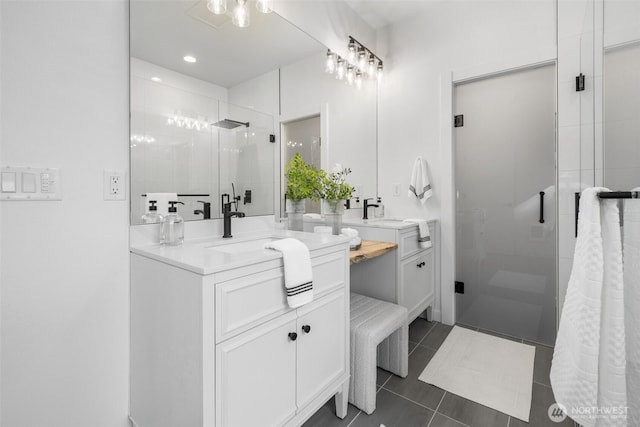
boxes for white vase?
[322,199,345,235]
[285,199,306,231]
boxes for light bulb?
[325,50,336,74]
[347,39,356,62]
[232,0,250,28]
[355,72,363,89]
[336,58,346,80]
[357,48,367,70]
[207,0,227,14]
[368,55,376,77]
[346,66,355,85]
[377,62,384,82]
[256,0,272,13]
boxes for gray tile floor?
[303,319,578,427]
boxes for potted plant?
[319,164,354,234]
[284,153,321,230]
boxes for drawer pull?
[417,261,426,268]
[288,332,298,341]
[301,324,311,334]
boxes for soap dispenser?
[141,200,164,224]
[160,201,184,246]
[374,196,385,218]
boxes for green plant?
[320,164,354,200]
[284,153,322,201]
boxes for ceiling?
[344,0,437,30]
[130,0,325,88]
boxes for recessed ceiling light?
[151,77,162,82]
[183,55,197,63]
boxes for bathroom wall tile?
[349,389,433,427]
[558,125,581,171]
[558,258,573,315]
[558,35,582,84]
[558,82,581,127]
[581,123,595,170]
[437,392,509,427]
[559,170,581,215]
[558,0,594,39]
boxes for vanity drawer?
[399,228,421,258]
[215,251,346,343]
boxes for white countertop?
[130,229,350,275]
[305,217,436,230]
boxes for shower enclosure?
[454,64,557,345]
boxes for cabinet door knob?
[417,261,426,268]
[302,324,311,334]
[288,332,298,341]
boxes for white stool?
[349,292,408,414]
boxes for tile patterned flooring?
[303,319,577,427]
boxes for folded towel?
[404,219,432,249]
[408,157,432,204]
[264,238,313,308]
[624,188,640,426]
[146,192,178,216]
[550,188,626,427]
[340,228,359,239]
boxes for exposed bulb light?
[232,0,250,28]
[336,58,346,80]
[183,55,197,63]
[347,38,357,62]
[346,65,355,85]
[255,0,273,13]
[357,48,367,70]
[207,0,227,14]
[151,76,162,83]
[355,72,363,89]
[325,50,336,74]
[368,55,376,77]
[377,62,384,82]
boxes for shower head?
[211,119,250,129]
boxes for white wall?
[0,1,129,426]
[378,0,557,324]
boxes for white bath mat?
[418,326,535,422]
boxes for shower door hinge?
[269,134,276,143]
[576,73,585,92]
[454,115,464,127]
[455,281,465,294]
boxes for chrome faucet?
[363,198,379,220]
[222,194,245,238]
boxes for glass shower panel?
[218,101,275,217]
[604,42,640,191]
[454,65,557,345]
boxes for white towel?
[404,219,432,249]
[264,238,313,308]
[550,188,627,427]
[408,156,432,204]
[146,192,178,216]
[624,188,640,426]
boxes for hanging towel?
[408,156,432,204]
[624,188,640,426]
[264,238,314,308]
[403,219,432,249]
[550,188,627,427]
[145,192,178,216]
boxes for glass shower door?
[454,65,557,345]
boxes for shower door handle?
[539,191,545,224]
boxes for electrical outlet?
[353,184,362,197]
[392,183,401,197]
[104,169,125,201]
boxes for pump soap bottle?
[374,196,385,218]
[141,200,164,224]
[160,201,184,246]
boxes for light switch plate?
[0,164,62,200]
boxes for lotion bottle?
[141,200,164,224]
[160,201,184,246]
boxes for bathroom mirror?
[129,0,326,224]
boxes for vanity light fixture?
[183,55,197,63]
[255,0,273,13]
[207,0,227,14]
[324,36,383,89]
[232,0,250,28]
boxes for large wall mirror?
[129,0,325,224]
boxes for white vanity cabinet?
[348,221,437,323]
[130,235,350,427]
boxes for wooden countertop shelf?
[349,240,398,265]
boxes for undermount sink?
[206,237,278,255]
